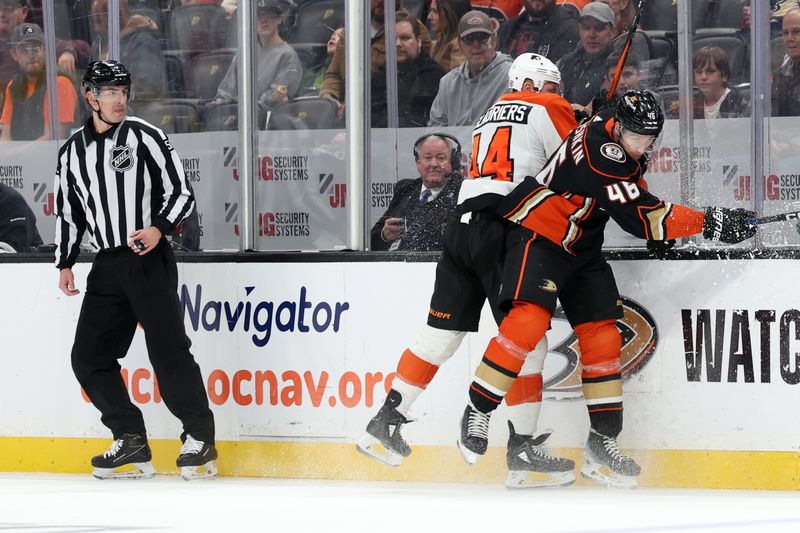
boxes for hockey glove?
[592,88,618,115]
[702,207,757,244]
[574,108,590,124]
[646,239,675,259]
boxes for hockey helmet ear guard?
[615,90,663,136]
[82,60,132,93]
[508,53,561,93]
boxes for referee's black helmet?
[82,60,131,92]
[616,90,663,136]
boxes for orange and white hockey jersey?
[457,91,577,215]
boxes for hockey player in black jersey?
[457,90,757,488]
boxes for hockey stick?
[747,210,800,226]
[608,0,646,97]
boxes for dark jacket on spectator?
[496,3,578,64]
[371,50,446,128]
[0,183,43,252]
[370,173,462,252]
[92,15,166,104]
[559,44,613,106]
[772,60,800,117]
[693,85,749,119]
[320,13,432,102]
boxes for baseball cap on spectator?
[10,23,44,48]
[458,10,494,38]
[256,0,289,16]
[580,2,615,26]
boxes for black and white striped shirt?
[54,116,195,269]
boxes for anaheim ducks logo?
[109,144,134,172]
[543,296,658,400]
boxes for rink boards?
[2,260,800,489]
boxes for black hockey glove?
[574,108,590,123]
[702,207,757,244]
[592,88,618,115]
[646,239,675,259]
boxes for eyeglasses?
[94,87,133,101]
[16,43,43,55]
[420,154,450,165]
[460,33,492,46]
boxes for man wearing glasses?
[54,60,217,481]
[0,23,77,140]
[429,10,514,127]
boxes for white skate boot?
[91,433,155,480]
[581,429,641,489]
[505,421,576,489]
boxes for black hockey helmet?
[615,90,664,136]
[82,60,131,92]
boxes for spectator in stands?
[496,0,578,64]
[471,0,524,30]
[0,23,78,140]
[603,51,663,111]
[558,0,590,17]
[604,50,640,94]
[371,133,462,251]
[0,0,31,105]
[320,1,432,119]
[90,0,166,104]
[215,0,301,109]
[597,0,649,62]
[1,1,89,110]
[558,2,614,110]
[298,26,343,97]
[773,7,800,116]
[692,46,748,119]
[429,10,514,126]
[372,11,445,127]
[428,0,470,70]
[0,182,42,252]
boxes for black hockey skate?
[356,391,412,467]
[457,403,491,466]
[581,428,641,488]
[177,434,218,480]
[505,421,575,489]
[91,433,155,480]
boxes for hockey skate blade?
[356,434,403,467]
[457,439,480,466]
[506,469,576,489]
[180,460,218,481]
[580,462,637,489]
[92,462,155,480]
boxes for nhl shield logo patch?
[110,145,135,172]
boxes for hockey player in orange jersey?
[457,90,758,488]
[357,53,580,488]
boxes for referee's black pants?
[71,238,215,445]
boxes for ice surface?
[1,473,799,532]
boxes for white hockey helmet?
[508,53,561,93]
